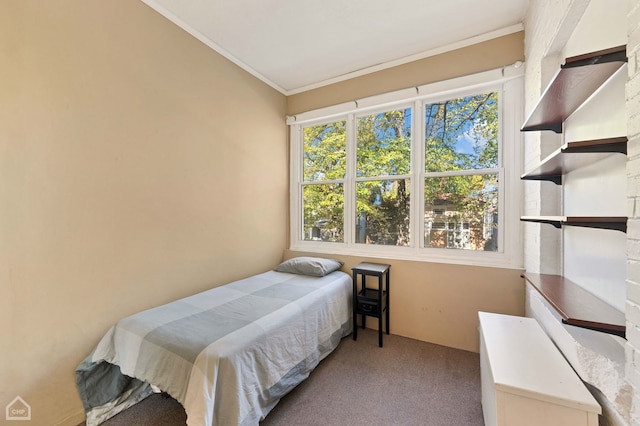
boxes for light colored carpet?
[81,328,484,425]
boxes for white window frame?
[288,67,524,268]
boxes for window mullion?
[354,174,412,183]
[413,100,425,250]
[301,178,345,186]
[290,125,303,243]
[423,168,501,178]
[344,113,357,245]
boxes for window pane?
[425,92,498,172]
[424,174,498,251]
[303,183,344,242]
[357,108,412,177]
[356,179,410,246]
[303,121,346,181]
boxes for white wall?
[625,0,640,424]
[523,0,633,424]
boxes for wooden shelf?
[523,273,626,338]
[521,46,627,133]
[521,137,627,184]
[520,216,627,232]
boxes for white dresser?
[479,312,601,426]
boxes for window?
[356,108,412,246]
[302,121,346,242]
[423,93,499,251]
[289,68,523,267]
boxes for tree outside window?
[356,108,411,246]
[302,121,346,242]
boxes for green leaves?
[356,179,410,246]
[425,92,498,172]
[357,108,411,177]
[303,121,346,181]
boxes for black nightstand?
[352,262,390,347]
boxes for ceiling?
[141,0,529,95]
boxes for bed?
[76,257,352,426]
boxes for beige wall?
[0,1,287,425]
[286,251,524,353]
[287,31,525,115]
[1,2,526,424]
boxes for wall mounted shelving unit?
[521,45,627,338]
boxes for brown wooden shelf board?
[561,137,627,154]
[520,216,627,232]
[523,272,626,338]
[521,46,627,133]
[521,137,627,184]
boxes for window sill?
[289,241,524,270]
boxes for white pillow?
[274,257,343,277]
